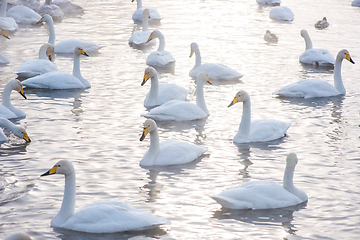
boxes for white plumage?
[256,0,281,6]
[146,30,175,69]
[6,5,41,24]
[269,6,294,21]
[0,0,18,31]
[0,117,30,143]
[0,80,27,119]
[132,0,161,24]
[128,8,154,47]
[37,0,64,22]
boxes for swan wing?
[299,49,335,65]
[6,6,41,24]
[22,72,85,89]
[14,59,58,78]
[190,63,243,81]
[248,119,291,142]
[146,50,175,67]
[55,39,104,54]
[129,30,152,45]
[0,17,19,31]
[144,83,189,108]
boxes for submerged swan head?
[140,119,157,141]
[1,27,10,40]
[189,42,199,58]
[286,153,298,168]
[141,67,157,86]
[41,160,75,177]
[337,49,355,64]
[228,90,250,107]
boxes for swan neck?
[39,46,48,60]
[148,129,160,164]
[196,80,209,115]
[157,33,165,51]
[334,55,345,94]
[194,47,202,69]
[55,172,76,225]
[303,33,313,50]
[136,0,142,9]
[72,53,83,80]
[238,99,251,138]
[0,0,7,18]
[2,82,14,109]
[283,165,295,193]
[149,75,159,104]
[0,118,15,131]
[142,12,149,31]
[47,18,56,45]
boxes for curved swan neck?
[196,79,209,115]
[0,0,7,18]
[73,52,83,80]
[283,165,295,193]
[238,99,251,138]
[2,81,14,109]
[334,54,345,94]
[193,46,202,69]
[0,118,16,132]
[302,31,313,50]
[39,45,48,59]
[149,74,159,103]
[46,17,56,45]
[155,31,165,51]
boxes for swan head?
[41,160,75,177]
[141,67,157,86]
[196,72,212,85]
[143,8,150,18]
[40,43,55,61]
[338,49,355,64]
[1,27,10,40]
[189,42,199,58]
[140,119,157,141]
[300,29,309,39]
[13,126,31,143]
[37,14,53,24]
[228,90,250,107]
[9,80,27,99]
[146,30,162,43]
[74,46,89,57]
[286,153,298,168]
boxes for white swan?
[256,0,280,6]
[228,90,291,143]
[6,5,41,24]
[146,30,175,68]
[273,49,355,98]
[51,0,84,16]
[314,17,329,29]
[211,153,308,210]
[22,46,90,89]
[140,119,207,166]
[189,42,243,82]
[0,27,10,64]
[0,0,18,31]
[38,14,103,54]
[132,0,161,23]
[37,0,64,22]
[4,232,32,240]
[142,72,211,121]
[14,43,57,79]
[142,67,189,108]
[264,30,278,43]
[40,160,170,233]
[0,117,30,143]
[16,0,40,11]
[128,9,154,47]
[269,6,294,21]
[299,29,335,66]
[0,79,27,119]
[352,0,360,7]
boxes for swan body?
[264,30,278,43]
[16,0,40,10]
[14,43,57,79]
[146,30,175,68]
[38,14,103,53]
[211,153,307,210]
[7,5,41,24]
[299,29,335,66]
[0,79,27,119]
[189,42,243,81]
[132,0,161,23]
[274,49,355,98]
[256,0,280,5]
[22,46,90,89]
[40,160,170,233]
[352,0,360,7]
[37,0,64,22]
[314,17,329,29]
[142,72,211,121]
[128,8,154,47]
[269,6,294,21]
[228,90,290,143]
[142,67,189,108]
[0,0,18,31]
[0,117,31,143]
[4,232,32,240]
[52,0,84,16]
[140,119,207,166]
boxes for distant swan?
[314,17,329,29]
[264,30,278,43]
[16,0,40,10]
[351,0,360,7]
[273,49,355,98]
[146,30,175,68]
[189,42,243,82]
[142,66,189,108]
[299,29,335,66]
[142,72,211,121]
[132,0,161,23]
[269,6,294,21]
[256,0,280,6]
[37,0,64,22]
[0,117,30,143]
[211,153,308,210]
[38,14,103,54]
[14,43,57,79]
[6,5,41,24]
[51,0,84,16]
[40,160,170,233]
[22,46,90,89]
[228,90,291,143]
[139,119,207,166]
[0,0,18,31]
[0,27,10,64]
[128,9,154,47]
[0,79,27,119]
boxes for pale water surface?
[0,0,360,239]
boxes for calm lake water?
[1,0,360,239]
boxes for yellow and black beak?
[346,53,355,64]
[189,50,194,58]
[2,30,10,40]
[206,75,212,85]
[48,52,54,61]
[80,49,89,57]
[140,126,149,141]
[23,133,31,143]
[19,86,27,99]
[41,165,58,177]
[228,97,239,108]
[141,73,150,86]
[37,17,44,24]
[146,34,153,44]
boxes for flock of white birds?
[0,0,358,239]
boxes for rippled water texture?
[1,0,360,239]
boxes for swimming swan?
[40,160,170,233]
[0,27,10,64]
[314,17,329,29]
[352,0,360,7]
[189,42,243,82]
[6,5,41,24]
[37,0,64,22]
[142,72,211,121]
[0,117,30,143]
[51,0,84,16]
[0,79,27,119]
[142,66,190,108]
[132,0,161,23]
[273,49,355,98]
[269,6,294,21]
[128,9,154,47]
[146,30,175,68]
[228,90,291,143]
[22,46,90,89]
[211,153,308,210]
[14,43,57,79]
[0,0,18,31]
[256,0,281,6]
[16,0,40,10]
[299,29,335,66]
[139,119,207,166]
[264,30,278,43]
[37,14,103,54]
